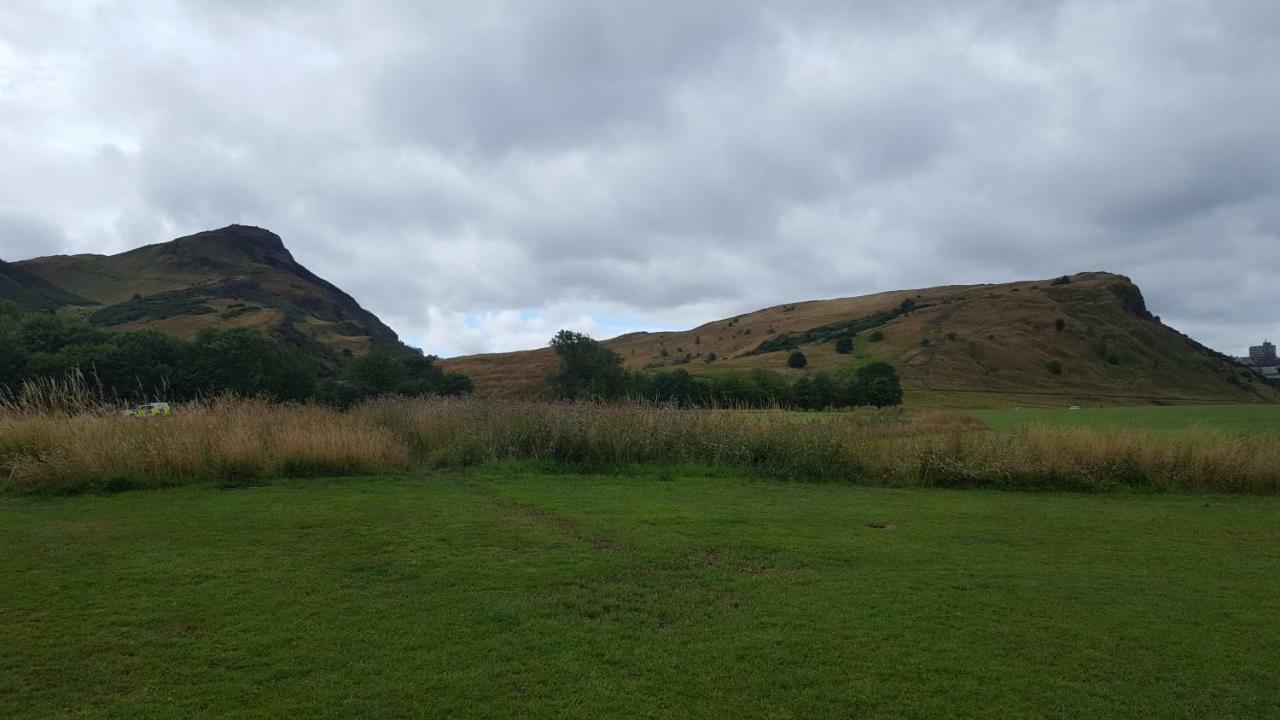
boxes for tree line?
[0,301,472,404]
[548,330,903,408]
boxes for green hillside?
[0,259,93,312]
[13,225,399,357]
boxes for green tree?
[834,336,854,354]
[855,362,904,408]
[787,351,808,369]
[346,349,409,396]
[548,330,627,400]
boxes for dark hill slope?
[15,225,398,356]
[442,272,1278,407]
[0,259,93,312]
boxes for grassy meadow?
[5,468,1280,719]
[5,386,1280,717]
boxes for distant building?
[1249,341,1277,367]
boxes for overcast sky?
[2,1,1278,357]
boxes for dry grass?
[0,400,408,493]
[2,393,1277,495]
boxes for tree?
[548,330,627,400]
[188,328,317,401]
[834,336,854,354]
[1046,359,1063,375]
[792,376,817,410]
[1054,318,1066,332]
[810,372,838,409]
[855,362,904,408]
[787,351,808,369]
[346,349,409,395]
[868,331,885,342]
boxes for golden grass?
[0,400,408,493]
[2,394,1276,495]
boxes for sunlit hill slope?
[442,273,1278,407]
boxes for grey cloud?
[1,0,1278,356]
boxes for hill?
[0,259,93,312]
[12,225,399,357]
[441,272,1279,407]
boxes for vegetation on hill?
[0,301,471,405]
[0,259,93,311]
[548,330,902,409]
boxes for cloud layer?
[2,1,1278,355]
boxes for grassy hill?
[12,225,399,357]
[0,259,94,312]
[442,272,1278,407]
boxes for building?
[1249,341,1277,367]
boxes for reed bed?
[2,395,1277,495]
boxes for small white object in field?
[1069,405,1081,410]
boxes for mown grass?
[3,396,1280,495]
[3,468,1278,719]
[969,404,1280,433]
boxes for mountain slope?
[0,259,94,312]
[441,272,1278,407]
[14,225,399,356]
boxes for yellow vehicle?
[123,402,172,418]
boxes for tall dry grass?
[2,393,1277,495]
[1,399,408,493]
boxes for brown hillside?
[442,273,1278,407]
[15,225,398,356]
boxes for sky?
[1,1,1278,357]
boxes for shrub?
[1055,318,1066,332]
[1052,275,1072,286]
[787,351,808,369]
[1047,360,1063,375]
[834,337,854,354]
[869,331,885,342]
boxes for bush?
[1047,360,1063,375]
[1055,318,1066,332]
[787,351,808,369]
[834,337,854,354]
[869,331,885,342]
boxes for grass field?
[969,404,1280,433]
[4,466,1279,719]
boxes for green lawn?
[4,467,1279,719]
[968,404,1280,433]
